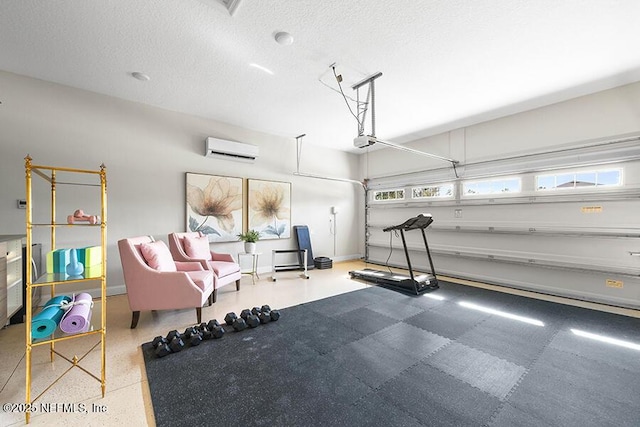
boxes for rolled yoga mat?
[31,295,73,339]
[59,293,93,334]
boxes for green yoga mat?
[31,295,72,340]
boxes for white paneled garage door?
[365,139,640,308]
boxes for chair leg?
[196,307,202,324]
[212,289,218,303]
[130,311,140,329]
[236,279,241,291]
[208,293,214,306]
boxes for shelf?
[24,156,107,423]
[30,223,103,227]
[31,300,103,347]
[32,266,103,286]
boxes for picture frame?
[247,179,291,240]
[185,172,244,242]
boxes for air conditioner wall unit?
[205,137,259,163]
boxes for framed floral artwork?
[186,173,243,242]
[248,179,291,240]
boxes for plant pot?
[244,242,256,254]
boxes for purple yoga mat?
[59,293,93,334]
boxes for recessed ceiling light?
[249,63,274,75]
[131,72,151,81]
[274,31,293,46]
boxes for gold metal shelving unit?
[24,156,107,424]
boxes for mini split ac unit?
[204,137,259,163]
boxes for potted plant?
[237,229,260,254]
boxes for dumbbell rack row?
[151,305,281,358]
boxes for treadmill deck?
[349,268,439,295]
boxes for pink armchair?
[118,236,214,328]
[168,232,241,303]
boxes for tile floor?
[0,260,638,426]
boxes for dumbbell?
[239,308,260,328]
[225,312,248,331]
[246,314,260,328]
[224,312,238,325]
[166,330,185,352]
[183,326,203,347]
[207,319,220,330]
[205,319,224,339]
[251,307,261,315]
[257,305,280,323]
[152,336,171,358]
[240,308,252,320]
[258,310,272,324]
[232,317,248,331]
[198,323,214,340]
[257,304,280,321]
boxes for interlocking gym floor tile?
[305,290,387,317]
[334,306,399,335]
[426,342,526,400]
[370,322,449,359]
[366,299,425,321]
[326,335,422,388]
[335,392,425,427]
[506,347,640,426]
[488,402,551,427]
[405,303,490,339]
[148,354,282,427]
[548,328,640,374]
[290,314,365,355]
[404,292,448,310]
[456,316,556,367]
[454,289,525,310]
[562,307,640,342]
[502,296,570,328]
[359,284,409,300]
[377,362,502,426]
[288,355,372,405]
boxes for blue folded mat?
[31,295,72,340]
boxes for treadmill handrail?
[383,213,433,232]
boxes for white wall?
[0,71,362,295]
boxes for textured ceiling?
[1,0,640,152]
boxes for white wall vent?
[205,137,259,163]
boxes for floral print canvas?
[186,173,243,242]
[248,179,291,240]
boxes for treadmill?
[350,213,439,295]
